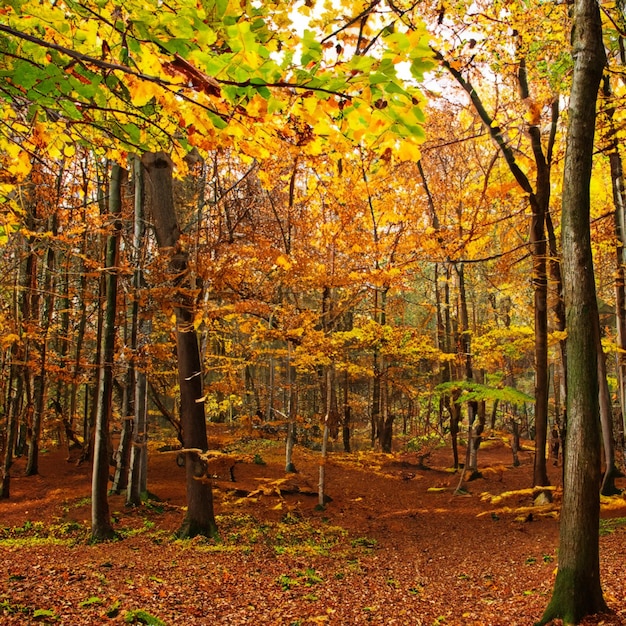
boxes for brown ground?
[1,427,626,625]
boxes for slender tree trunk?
[318,368,331,507]
[91,163,125,542]
[341,313,352,453]
[529,196,550,491]
[111,363,132,495]
[27,212,57,473]
[598,335,619,496]
[442,266,461,468]
[82,168,109,464]
[603,74,626,460]
[285,341,297,473]
[23,209,39,475]
[457,263,480,473]
[539,0,607,620]
[127,156,150,506]
[142,151,217,539]
[69,183,91,454]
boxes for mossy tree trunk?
[538,0,607,621]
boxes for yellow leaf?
[396,140,421,162]
[276,254,292,270]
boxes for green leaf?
[78,596,103,608]
[436,381,534,406]
[33,608,58,620]
[59,99,83,121]
[124,609,166,626]
[121,122,141,145]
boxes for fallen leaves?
[1,432,626,625]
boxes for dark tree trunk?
[142,151,217,539]
[539,0,607,621]
[91,163,125,542]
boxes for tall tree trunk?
[371,286,388,449]
[27,211,58,475]
[22,203,39,475]
[142,151,217,539]
[127,156,150,506]
[69,173,91,455]
[443,266,461,469]
[91,163,125,542]
[602,74,626,460]
[539,0,607,620]
[82,165,109,464]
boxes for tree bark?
[142,151,217,539]
[538,0,607,621]
[91,163,125,542]
[127,156,150,506]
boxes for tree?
[538,0,608,622]
[91,162,125,541]
[142,151,217,539]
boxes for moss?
[536,567,608,626]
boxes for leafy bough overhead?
[0,0,434,174]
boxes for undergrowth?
[185,512,360,558]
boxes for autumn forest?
[1,0,626,624]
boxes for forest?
[0,0,625,624]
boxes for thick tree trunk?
[91,163,125,542]
[142,151,217,539]
[539,0,607,621]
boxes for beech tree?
[91,163,125,542]
[538,0,608,622]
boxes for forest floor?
[1,426,626,626]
